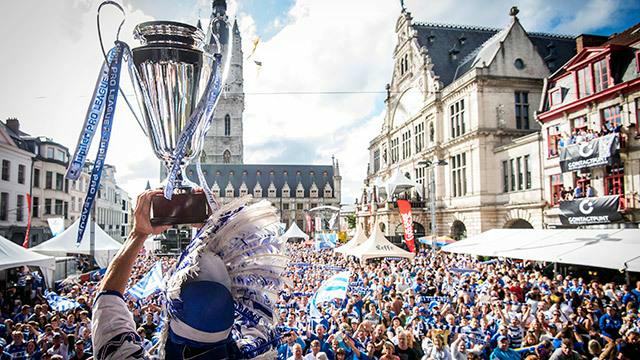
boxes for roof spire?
[212,0,227,16]
[145,180,151,190]
[509,6,520,21]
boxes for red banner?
[23,193,32,248]
[397,199,416,253]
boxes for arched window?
[224,114,231,136]
[223,150,231,164]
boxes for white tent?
[442,228,640,272]
[347,221,415,262]
[0,235,55,286]
[386,170,423,198]
[280,222,309,242]
[31,219,122,269]
[334,225,367,256]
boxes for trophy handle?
[97,1,149,138]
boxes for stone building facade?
[0,119,130,245]
[537,25,640,227]
[361,8,576,240]
[187,160,342,229]
[199,1,244,165]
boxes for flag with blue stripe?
[127,261,164,300]
[309,271,350,319]
[45,290,81,312]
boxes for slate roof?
[413,22,576,86]
[604,22,640,46]
[185,164,336,199]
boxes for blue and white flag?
[309,271,350,319]
[314,233,337,250]
[45,291,81,312]
[127,261,164,300]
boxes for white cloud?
[0,0,631,204]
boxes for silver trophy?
[128,15,231,225]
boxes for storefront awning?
[441,228,640,272]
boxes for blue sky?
[0,0,639,204]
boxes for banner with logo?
[559,195,623,225]
[559,134,620,173]
[397,199,416,252]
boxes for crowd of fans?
[1,241,639,360]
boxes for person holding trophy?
[66,1,287,359]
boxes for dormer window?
[225,188,234,198]
[593,58,610,92]
[548,88,562,107]
[282,188,290,198]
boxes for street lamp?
[418,159,448,238]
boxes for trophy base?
[150,190,210,226]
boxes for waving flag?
[45,291,81,312]
[127,261,164,300]
[309,271,350,319]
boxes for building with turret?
[361,7,576,241]
[183,0,342,229]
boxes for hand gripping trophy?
[67,1,287,358]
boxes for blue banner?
[76,41,126,245]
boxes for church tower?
[200,0,244,164]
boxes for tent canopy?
[442,229,640,272]
[335,225,367,255]
[346,222,415,262]
[0,235,55,286]
[31,219,122,269]
[386,170,423,198]
[280,222,309,241]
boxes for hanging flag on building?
[23,193,32,248]
[397,199,416,252]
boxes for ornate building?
[199,0,244,164]
[187,160,342,228]
[537,24,640,227]
[361,7,576,240]
[184,0,342,230]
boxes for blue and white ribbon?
[66,48,117,180]
[75,41,126,245]
[164,54,224,201]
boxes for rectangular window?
[283,203,289,210]
[71,196,76,212]
[525,155,531,189]
[0,193,7,221]
[451,153,467,197]
[502,160,509,193]
[593,58,610,92]
[572,116,588,132]
[515,91,530,129]
[450,99,466,138]
[296,203,303,210]
[47,147,54,159]
[55,173,64,191]
[55,199,63,215]
[510,159,515,191]
[401,130,411,159]
[16,195,24,222]
[547,126,562,158]
[17,165,25,184]
[55,149,66,162]
[550,174,564,206]
[604,163,625,209]
[45,199,52,215]
[602,105,623,129]
[373,149,380,173]
[549,88,562,107]
[64,202,68,219]
[577,66,593,98]
[45,171,53,189]
[390,138,399,164]
[1,160,9,181]
[33,168,40,188]
[517,157,523,190]
[414,122,424,153]
[33,197,39,218]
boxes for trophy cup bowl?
[129,21,214,226]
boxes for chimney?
[575,34,608,52]
[5,118,19,133]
